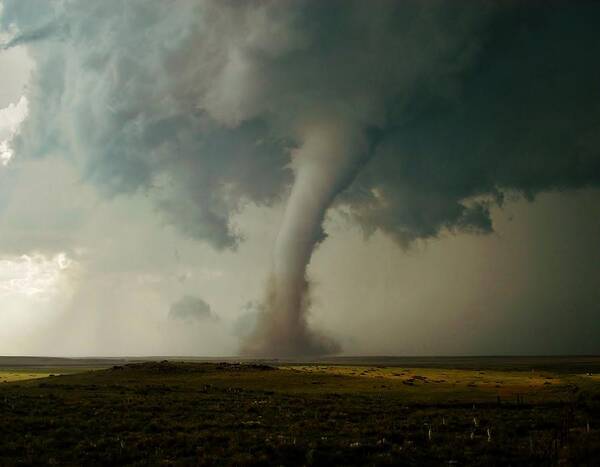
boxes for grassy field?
[0,359,598,465]
[0,368,99,383]
[0,370,56,383]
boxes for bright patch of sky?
[0,252,72,299]
[0,95,28,166]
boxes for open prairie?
[0,357,599,465]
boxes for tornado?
[242,118,366,356]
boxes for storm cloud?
[3,1,598,247]
[2,0,599,355]
[169,295,216,323]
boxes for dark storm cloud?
[3,1,598,249]
[344,4,600,245]
[169,295,217,323]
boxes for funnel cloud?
[2,1,600,356]
[242,120,366,356]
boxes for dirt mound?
[215,362,277,372]
[110,361,277,374]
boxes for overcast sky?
[0,1,598,357]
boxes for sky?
[0,1,598,357]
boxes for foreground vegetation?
[0,360,599,465]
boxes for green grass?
[0,370,54,383]
[281,365,577,402]
[0,361,598,465]
[0,367,101,383]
